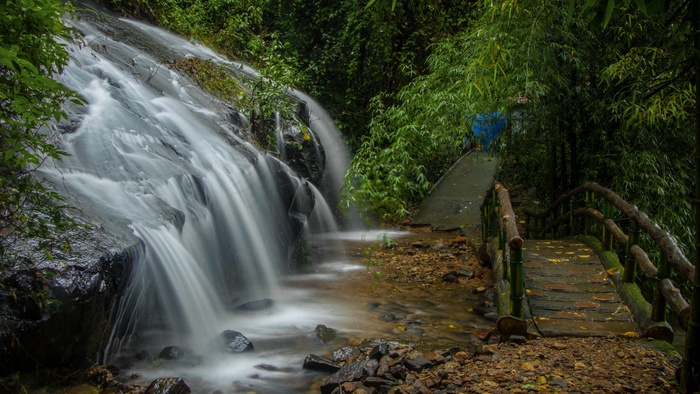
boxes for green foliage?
[0,0,81,265]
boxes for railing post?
[499,225,507,280]
[550,211,556,239]
[510,246,524,317]
[623,220,640,283]
[584,191,592,235]
[526,215,530,239]
[568,199,574,236]
[603,201,613,251]
[652,251,669,322]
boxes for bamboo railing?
[523,182,693,342]
[480,182,527,336]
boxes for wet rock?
[321,360,368,394]
[217,330,254,353]
[431,243,447,250]
[255,364,279,371]
[158,346,185,360]
[379,313,396,322]
[405,354,432,372]
[363,376,394,391]
[145,377,191,393]
[315,324,338,343]
[368,344,389,361]
[333,346,361,363]
[135,350,150,361]
[232,298,273,312]
[456,268,475,278]
[441,273,459,283]
[303,354,341,373]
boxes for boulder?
[332,346,361,363]
[320,360,368,394]
[217,330,254,353]
[314,324,337,343]
[0,221,138,375]
[303,354,341,373]
[158,346,185,360]
[145,377,191,394]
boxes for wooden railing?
[480,182,526,330]
[523,182,693,342]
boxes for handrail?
[523,181,692,337]
[480,182,525,323]
[524,182,695,283]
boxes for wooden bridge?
[480,182,694,344]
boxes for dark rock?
[303,354,341,373]
[158,346,185,360]
[332,346,361,363]
[135,350,150,360]
[509,335,528,344]
[363,358,380,376]
[320,360,368,394]
[0,224,137,375]
[217,330,254,353]
[389,364,408,380]
[232,299,273,312]
[457,268,475,278]
[405,354,433,371]
[442,273,459,283]
[369,344,390,361]
[145,377,191,394]
[379,313,396,322]
[364,376,394,390]
[255,364,279,371]
[315,324,338,343]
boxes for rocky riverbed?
[3,228,682,393]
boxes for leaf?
[632,0,647,15]
[602,0,614,28]
[364,0,376,9]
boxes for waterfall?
[39,11,337,361]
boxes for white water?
[35,12,358,384]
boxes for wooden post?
[584,191,592,235]
[569,199,574,235]
[510,246,524,317]
[603,201,613,251]
[652,251,669,322]
[623,220,640,283]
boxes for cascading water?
[35,9,361,392]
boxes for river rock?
[457,268,475,278]
[332,346,361,363]
[405,353,432,372]
[232,298,273,312]
[217,330,254,353]
[158,346,185,360]
[442,273,459,283]
[315,324,337,343]
[368,344,389,361]
[145,377,191,394]
[320,360,368,394]
[303,354,341,372]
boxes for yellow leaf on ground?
[607,267,619,275]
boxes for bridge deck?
[523,239,639,337]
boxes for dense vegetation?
[0,0,80,266]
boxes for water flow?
[40,15,330,359]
